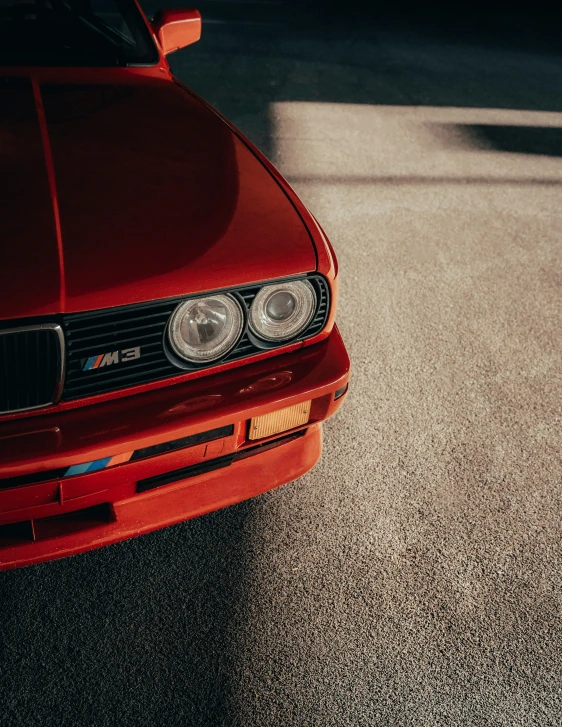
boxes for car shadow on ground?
[451,124,562,157]
[0,503,257,725]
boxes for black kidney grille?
[62,275,329,401]
[0,326,62,413]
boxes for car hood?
[0,77,315,320]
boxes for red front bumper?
[0,326,349,569]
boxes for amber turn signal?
[249,401,311,440]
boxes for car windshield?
[0,0,158,66]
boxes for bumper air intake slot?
[0,503,115,545]
[137,429,306,493]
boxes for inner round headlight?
[249,280,316,342]
[168,294,244,364]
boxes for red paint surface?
[0,78,62,318]
[0,6,350,567]
[0,72,317,318]
[1,425,323,570]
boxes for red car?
[0,0,350,569]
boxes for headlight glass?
[249,280,316,342]
[168,294,244,363]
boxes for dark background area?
[149,0,562,51]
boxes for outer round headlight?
[249,280,316,342]
[168,294,244,364]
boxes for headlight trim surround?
[162,274,329,371]
[61,274,330,399]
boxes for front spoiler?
[0,425,322,570]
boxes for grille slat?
[68,323,167,342]
[69,336,164,356]
[61,276,329,401]
[0,327,61,413]
[67,315,173,339]
[63,365,178,395]
[67,304,176,323]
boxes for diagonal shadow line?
[286,175,562,187]
[437,124,562,158]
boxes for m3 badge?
[82,347,141,371]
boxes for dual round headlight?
[168,294,244,364]
[248,280,316,342]
[168,279,317,364]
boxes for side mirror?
[151,8,201,55]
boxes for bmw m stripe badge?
[64,452,133,477]
[82,347,141,371]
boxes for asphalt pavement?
[1,12,562,727]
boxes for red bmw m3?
[0,0,350,569]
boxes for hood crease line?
[32,79,66,312]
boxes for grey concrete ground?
[2,13,562,727]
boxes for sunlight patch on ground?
[269,102,562,185]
